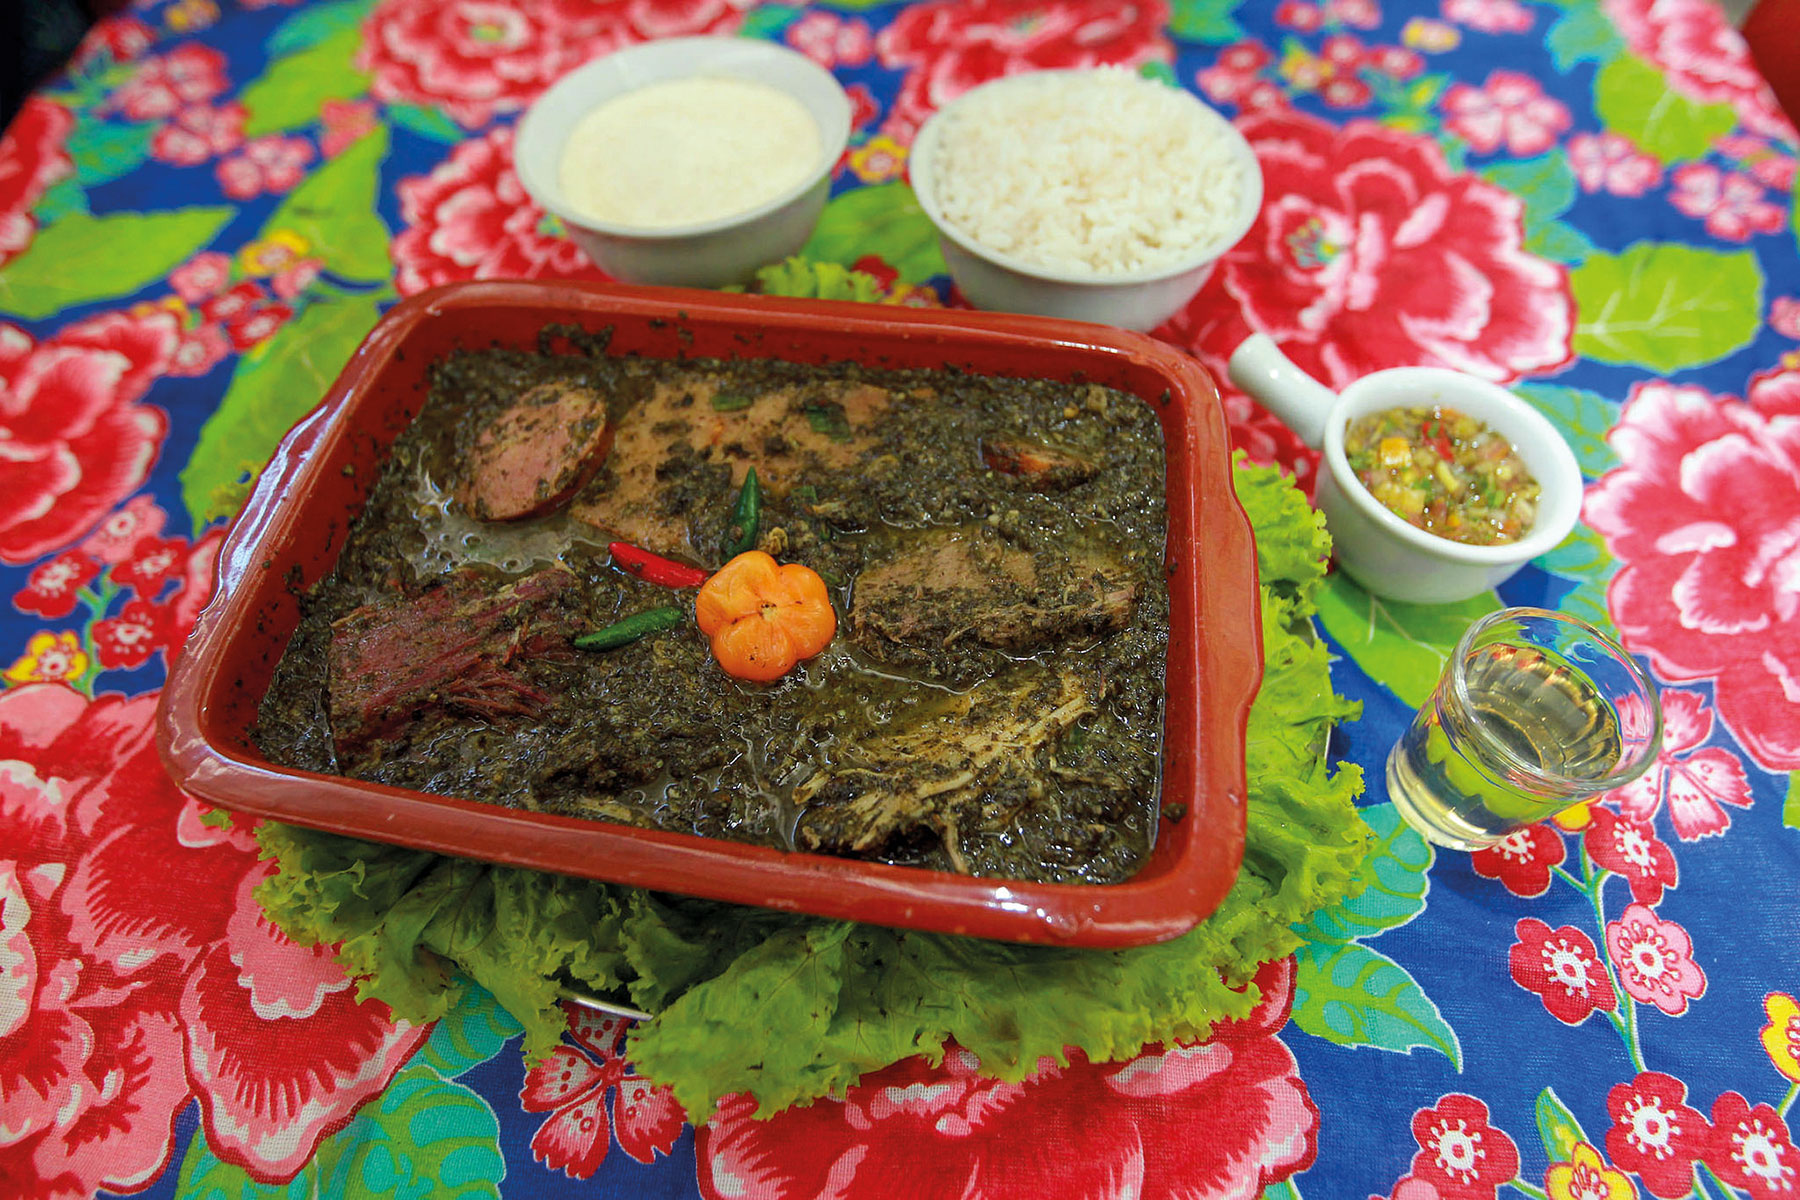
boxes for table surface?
[4,2,1799,1198]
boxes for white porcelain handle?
[1226,333,1341,450]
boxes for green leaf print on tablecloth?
[176,1064,504,1199]
[388,103,465,144]
[1483,150,1591,267]
[802,182,949,283]
[180,290,384,527]
[1593,55,1738,166]
[267,0,376,56]
[1535,1086,1593,1163]
[1296,803,1432,945]
[1170,0,1249,44]
[418,986,524,1080]
[1545,4,1625,72]
[65,116,156,186]
[0,207,234,319]
[1512,382,1620,477]
[1785,772,1799,830]
[1314,575,1501,709]
[242,24,372,138]
[1571,242,1763,371]
[262,126,393,281]
[1536,522,1619,637]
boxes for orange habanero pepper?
[695,551,836,682]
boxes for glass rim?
[1439,606,1663,793]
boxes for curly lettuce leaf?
[254,460,1371,1117]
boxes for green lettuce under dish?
[253,456,1371,1121]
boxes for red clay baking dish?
[157,281,1262,948]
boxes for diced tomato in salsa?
[1343,405,1539,546]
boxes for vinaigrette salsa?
[1343,405,1540,546]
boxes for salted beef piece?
[458,381,614,522]
[849,527,1137,655]
[979,437,1098,492]
[327,566,580,759]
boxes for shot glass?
[1386,607,1662,851]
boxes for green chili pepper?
[711,392,753,412]
[722,467,762,559]
[573,605,683,652]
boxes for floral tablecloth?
[4,1,1799,1198]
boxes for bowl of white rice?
[910,68,1262,331]
[515,37,851,288]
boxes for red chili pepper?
[610,542,707,589]
[1422,419,1453,462]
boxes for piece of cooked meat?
[458,381,613,521]
[571,373,892,560]
[980,437,1098,492]
[793,671,1093,871]
[327,566,581,761]
[849,526,1138,654]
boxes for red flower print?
[92,598,169,670]
[360,0,749,129]
[1605,903,1706,1016]
[149,101,246,166]
[1409,1093,1522,1200]
[1603,0,1796,140]
[1606,689,1753,840]
[1277,1,1326,31]
[874,0,1173,142]
[0,311,174,565]
[1442,70,1572,156]
[1197,41,1273,105]
[1327,0,1382,29]
[1470,822,1566,897]
[79,494,168,564]
[215,135,314,200]
[519,1008,684,1178]
[0,685,426,1193]
[699,956,1318,1200]
[1584,375,1800,773]
[1510,918,1617,1024]
[1369,45,1426,78]
[0,96,75,268]
[1606,1072,1710,1199]
[1583,807,1677,905]
[74,13,156,67]
[271,258,323,300]
[1705,1093,1797,1200]
[1174,109,1572,400]
[1771,297,1800,339]
[170,250,233,303]
[113,534,189,600]
[844,82,880,132]
[223,302,293,351]
[200,279,266,323]
[1440,0,1533,32]
[12,551,101,620]
[319,97,378,157]
[167,323,231,377]
[392,126,608,296]
[159,528,224,654]
[111,43,229,121]
[788,10,875,68]
[1568,132,1663,197]
[1382,1177,1450,1200]
[1668,164,1785,241]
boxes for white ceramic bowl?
[514,37,851,288]
[1229,334,1583,605]
[908,70,1263,332]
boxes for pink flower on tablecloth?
[0,685,425,1194]
[698,956,1318,1200]
[392,126,609,295]
[74,13,156,67]
[519,1007,684,1178]
[0,310,174,566]
[1197,41,1273,105]
[1568,132,1663,197]
[111,43,228,121]
[169,251,233,303]
[200,279,266,324]
[874,0,1172,142]
[1583,807,1677,905]
[1440,0,1533,33]
[844,82,880,132]
[1369,45,1425,78]
[1605,903,1705,1016]
[1605,689,1753,841]
[92,598,170,670]
[1705,1093,1797,1200]
[113,534,189,601]
[1604,0,1796,141]
[223,302,292,351]
[320,98,378,157]
[1667,164,1786,241]
[1327,0,1382,29]
[1606,1072,1711,1199]
[169,323,230,374]
[1773,297,1800,340]
[1442,70,1571,156]
[271,258,324,300]
[1510,918,1617,1024]
[79,494,168,564]
[215,135,314,200]
[11,551,101,620]
[1277,1,1325,31]
[1408,1094,1521,1200]
[0,96,75,268]
[1584,374,1800,773]
[1470,823,1566,898]
[149,101,246,166]
[1172,109,1572,399]
[787,10,874,68]
[359,0,749,129]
